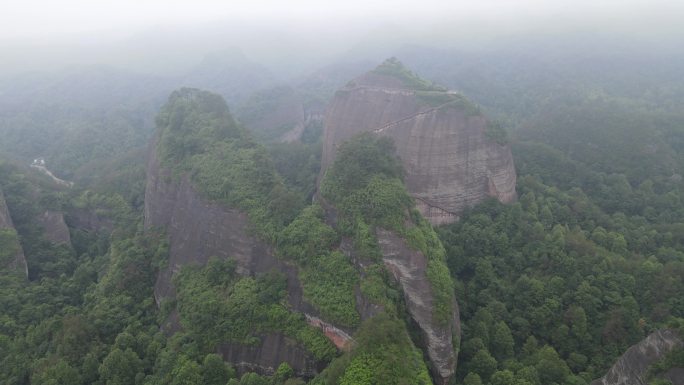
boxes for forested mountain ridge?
[0,44,683,385]
[144,86,461,383]
[145,88,334,376]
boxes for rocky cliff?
[144,89,348,377]
[320,59,516,225]
[144,136,329,376]
[36,210,71,245]
[591,329,683,385]
[378,229,460,384]
[317,131,461,384]
[0,188,28,277]
[145,140,305,305]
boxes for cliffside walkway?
[349,86,464,219]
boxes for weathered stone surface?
[219,333,322,378]
[664,368,684,385]
[0,190,28,277]
[145,136,306,306]
[377,228,459,385]
[144,135,325,375]
[591,329,683,385]
[320,68,516,225]
[0,188,27,277]
[36,210,71,245]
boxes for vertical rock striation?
[591,329,683,385]
[144,138,305,307]
[377,229,460,385]
[0,188,28,277]
[320,60,516,225]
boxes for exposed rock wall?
[320,71,516,225]
[591,329,683,385]
[0,188,27,277]
[37,210,71,245]
[219,333,321,378]
[377,228,459,385]
[145,140,305,306]
[144,136,323,375]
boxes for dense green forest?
[1,46,684,385]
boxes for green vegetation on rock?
[311,314,432,385]
[278,205,359,327]
[0,228,21,268]
[320,132,455,324]
[372,58,445,92]
[174,257,337,360]
[156,88,302,242]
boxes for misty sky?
[1,0,682,79]
[3,0,683,41]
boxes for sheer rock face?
[0,188,27,277]
[65,208,114,234]
[219,333,322,378]
[377,229,460,385]
[591,329,683,385]
[144,137,320,377]
[36,210,71,245]
[320,71,516,225]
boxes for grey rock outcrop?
[0,188,28,277]
[144,135,321,376]
[320,62,516,225]
[37,210,71,245]
[378,229,460,385]
[145,139,305,306]
[219,333,322,378]
[591,329,683,385]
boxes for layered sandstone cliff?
[378,229,460,384]
[144,135,326,376]
[320,59,516,225]
[0,188,28,277]
[144,88,386,379]
[591,329,683,385]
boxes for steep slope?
[36,210,71,246]
[320,58,516,225]
[144,88,337,377]
[318,133,460,384]
[591,329,683,385]
[0,187,27,277]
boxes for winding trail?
[30,164,73,187]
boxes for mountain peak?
[363,57,445,91]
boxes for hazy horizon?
[1,0,683,79]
